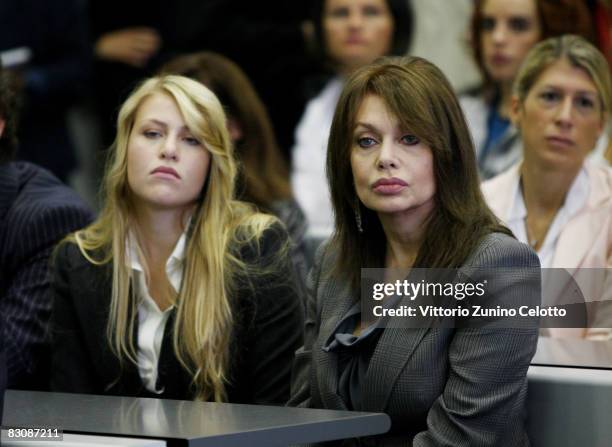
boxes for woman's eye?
[357,136,377,148]
[539,91,560,103]
[576,96,596,110]
[363,5,382,17]
[401,134,420,145]
[508,17,531,32]
[328,7,349,18]
[184,136,201,146]
[481,17,496,32]
[143,130,162,139]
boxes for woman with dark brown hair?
[289,56,541,446]
[292,0,413,238]
[461,0,605,179]
[161,52,308,288]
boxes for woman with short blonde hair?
[483,35,612,339]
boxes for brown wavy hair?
[327,56,511,289]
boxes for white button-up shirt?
[505,169,590,339]
[128,232,187,393]
[505,167,590,268]
[291,77,343,238]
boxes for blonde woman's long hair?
[67,75,277,401]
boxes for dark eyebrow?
[354,122,381,133]
[508,14,532,20]
[538,85,599,97]
[354,122,411,135]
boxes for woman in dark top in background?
[289,56,540,446]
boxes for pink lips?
[151,166,180,179]
[345,36,366,45]
[490,53,511,65]
[372,177,408,195]
[546,136,574,148]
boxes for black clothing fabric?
[0,0,90,180]
[0,162,93,388]
[50,224,304,404]
[0,316,5,423]
[89,0,315,157]
[322,301,382,412]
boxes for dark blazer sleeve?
[287,242,327,408]
[50,242,99,393]
[0,314,5,422]
[413,236,541,446]
[2,200,93,386]
[233,223,305,405]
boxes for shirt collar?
[127,229,188,294]
[508,164,590,223]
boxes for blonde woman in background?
[483,35,612,339]
[461,0,603,180]
[50,75,303,402]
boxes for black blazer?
[290,233,541,446]
[51,224,304,404]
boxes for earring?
[354,203,363,233]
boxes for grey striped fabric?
[289,233,540,446]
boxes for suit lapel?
[315,271,435,413]
[362,313,432,412]
[315,274,356,411]
[86,264,142,393]
[0,163,19,224]
[482,163,521,222]
[156,309,190,398]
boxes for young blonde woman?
[50,75,303,402]
[161,51,309,291]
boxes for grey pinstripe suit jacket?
[289,233,540,446]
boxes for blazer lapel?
[89,267,142,393]
[481,163,521,222]
[363,317,432,412]
[0,163,18,224]
[315,276,356,411]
